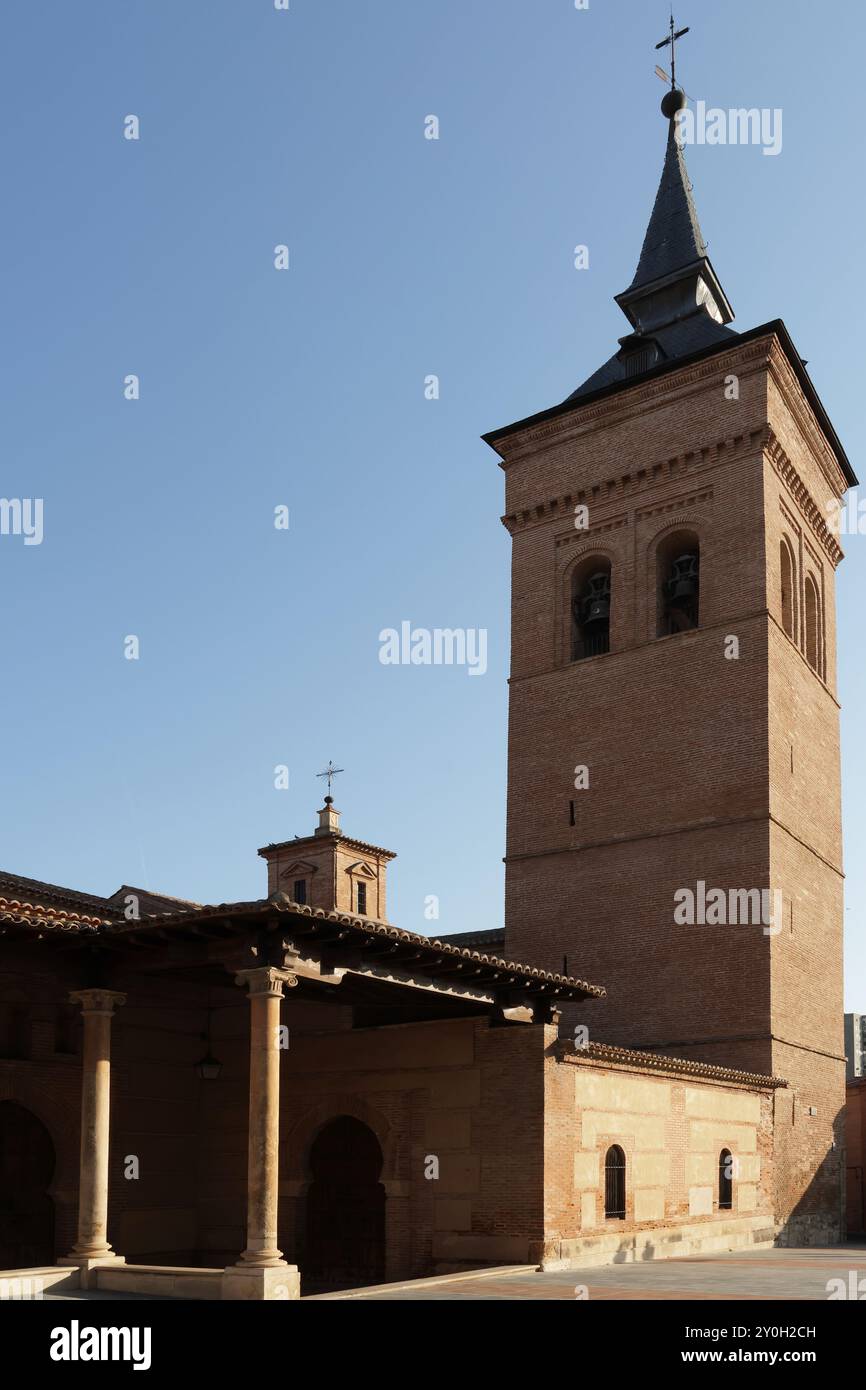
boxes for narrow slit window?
[804,575,821,676]
[718,1149,733,1210]
[780,539,796,640]
[604,1144,626,1219]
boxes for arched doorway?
[0,1102,56,1268]
[302,1115,385,1291]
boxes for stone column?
[59,988,126,1277]
[224,965,300,1300]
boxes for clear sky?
[2,1,864,1007]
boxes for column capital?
[69,989,127,1016]
[234,966,298,999]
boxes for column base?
[222,1263,300,1301]
[57,1253,126,1291]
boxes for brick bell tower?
[484,85,856,1243]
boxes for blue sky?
[2,1,864,1007]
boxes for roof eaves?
[482,319,857,488]
[562,1040,786,1089]
[128,898,605,1000]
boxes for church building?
[0,79,853,1298]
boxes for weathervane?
[316,760,344,797]
[655,13,690,92]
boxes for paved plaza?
[310,1244,866,1301]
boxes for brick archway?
[0,1101,57,1267]
[0,1072,79,1258]
[281,1095,409,1286]
[301,1115,386,1291]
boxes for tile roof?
[562,1040,786,1089]
[0,873,200,928]
[258,834,397,861]
[0,884,604,1002]
[119,897,606,1001]
[0,869,117,916]
[0,894,111,933]
[443,928,507,948]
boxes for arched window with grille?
[718,1148,733,1211]
[604,1144,626,1220]
[571,558,612,662]
[656,529,700,636]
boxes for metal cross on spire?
[655,13,690,91]
[316,760,344,796]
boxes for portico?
[0,881,597,1300]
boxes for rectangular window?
[293,879,307,905]
[0,1004,28,1059]
[357,881,367,915]
[55,1003,79,1055]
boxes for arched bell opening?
[656,529,700,636]
[571,557,612,662]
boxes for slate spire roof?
[626,114,708,293]
[563,102,735,402]
[483,79,856,490]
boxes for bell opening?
[657,533,700,635]
[572,562,612,662]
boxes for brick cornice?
[501,429,765,537]
[764,429,844,567]
[765,338,848,500]
[497,337,773,467]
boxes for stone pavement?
[43,1288,174,1301]
[310,1244,866,1301]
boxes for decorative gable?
[278,860,319,881]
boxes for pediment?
[344,860,376,879]
[279,860,319,880]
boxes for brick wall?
[543,1046,776,1265]
[497,330,848,1244]
[846,1082,866,1234]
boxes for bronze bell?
[581,571,611,628]
[666,553,699,602]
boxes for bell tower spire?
[614,68,733,337]
[484,32,856,1246]
[563,20,736,403]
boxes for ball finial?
[661,88,687,120]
